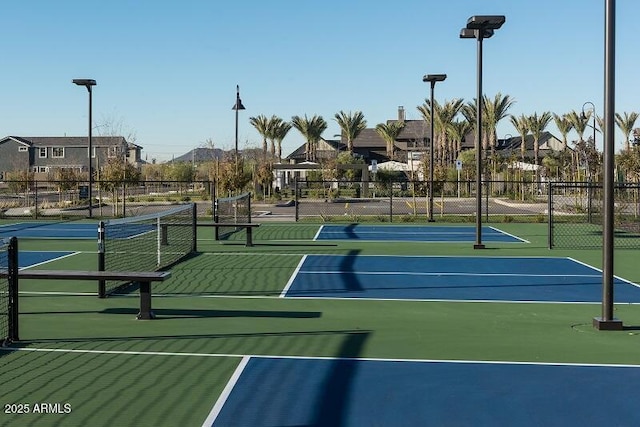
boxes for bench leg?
[137,281,155,320]
[246,227,253,247]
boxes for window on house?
[108,146,119,158]
[38,166,47,173]
[18,146,28,152]
[52,147,64,158]
[39,147,47,158]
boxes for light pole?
[73,78,96,218]
[422,74,447,222]
[581,101,597,149]
[460,15,506,249]
[232,85,246,177]
[594,0,621,330]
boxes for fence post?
[294,179,299,222]
[389,183,393,223]
[485,180,489,222]
[548,182,554,249]
[34,182,38,219]
[587,178,593,224]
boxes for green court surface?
[2,222,640,426]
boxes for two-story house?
[0,136,142,180]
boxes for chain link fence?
[0,180,215,219]
[549,182,640,249]
[291,179,548,223]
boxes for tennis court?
[0,221,156,240]
[314,224,526,242]
[2,217,640,426]
[281,254,640,302]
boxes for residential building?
[0,136,142,180]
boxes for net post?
[247,194,252,224]
[192,202,197,253]
[8,236,19,342]
[97,221,106,298]
[214,198,220,240]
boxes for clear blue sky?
[2,0,637,161]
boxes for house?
[283,107,569,170]
[285,139,346,163]
[497,132,568,160]
[0,136,142,180]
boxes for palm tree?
[484,93,516,156]
[249,115,271,159]
[334,111,367,153]
[418,98,464,166]
[567,110,589,142]
[291,115,327,162]
[509,114,529,163]
[527,111,552,170]
[552,113,573,150]
[446,120,472,161]
[375,121,405,160]
[552,113,574,180]
[615,112,639,151]
[271,118,292,162]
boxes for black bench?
[18,270,171,320]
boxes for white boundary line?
[2,346,640,369]
[22,251,81,269]
[312,225,324,241]
[488,226,530,243]
[201,356,250,427]
[280,255,307,298]
[568,256,640,288]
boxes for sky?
[2,1,638,162]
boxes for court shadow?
[252,243,338,247]
[311,330,370,427]
[101,307,322,319]
[338,250,364,292]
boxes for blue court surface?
[0,222,98,239]
[207,356,640,426]
[314,224,525,242]
[0,221,155,239]
[282,255,640,303]
[19,250,76,268]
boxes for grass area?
[1,221,639,426]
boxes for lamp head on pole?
[460,28,494,39]
[232,85,246,111]
[466,15,506,30]
[72,79,96,92]
[423,74,447,84]
[581,101,595,121]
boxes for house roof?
[498,132,569,152]
[2,136,136,148]
[169,147,224,163]
[285,138,346,161]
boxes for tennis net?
[98,203,196,297]
[214,192,252,240]
[0,237,19,345]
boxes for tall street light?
[460,15,506,249]
[422,74,447,222]
[594,0,621,330]
[232,85,246,176]
[73,78,97,218]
